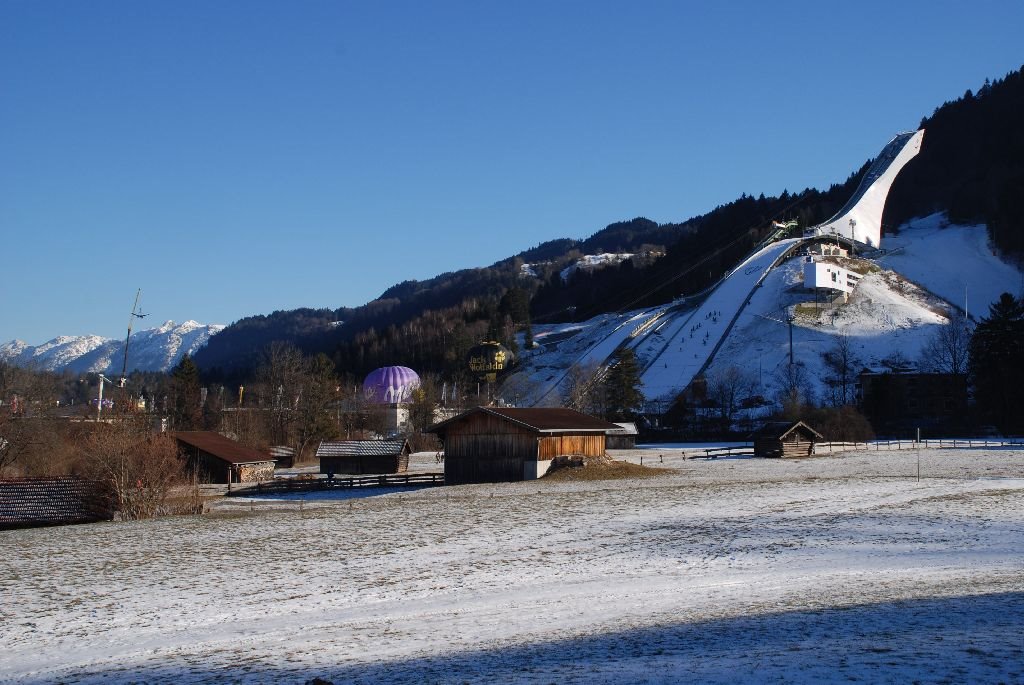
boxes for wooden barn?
[428,407,619,485]
[172,431,277,484]
[606,422,639,449]
[316,439,411,475]
[753,421,823,458]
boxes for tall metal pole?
[788,316,794,366]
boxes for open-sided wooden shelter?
[316,439,411,475]
[753,421,823,458]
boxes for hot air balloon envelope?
[467,342,514,382]
[363,366,421,404]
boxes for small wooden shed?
[753,421,823,458]
[606,422,639,449]
[428,407,619,485]
[316,439,411,475]
[172,431,277,484]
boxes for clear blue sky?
[2,1,1022,344]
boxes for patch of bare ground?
[543,454,672,481]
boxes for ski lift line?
[608,190,814,317]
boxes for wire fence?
[817,438,1024,454]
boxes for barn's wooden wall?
[442,412,606,484]
[538,435,605,460]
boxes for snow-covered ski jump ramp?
[520,129,924,409]
[636,129,923,404]
[805,130,924,248]
[637,238,801,403]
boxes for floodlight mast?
[95,373,116,421]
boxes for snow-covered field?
[2,448,1023,684]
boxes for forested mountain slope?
[195,66,1024,381]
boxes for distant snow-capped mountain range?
[0,320,224,374]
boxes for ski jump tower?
[804,129,924,249]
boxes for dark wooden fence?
[697,445,755,459]
[227,472,444,496]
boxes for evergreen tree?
[602,348,644,421]
[968,293,1024,433]
[170,354,203,430]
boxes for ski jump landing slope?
[637,238,800,403]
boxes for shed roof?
[752,421,823,441]
[171,431,276,465]
[429,407,619,434]
[0,477,113,529]
[316,439,410,458]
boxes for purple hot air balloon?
[362,366,421,404]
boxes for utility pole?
[788,315,795,365]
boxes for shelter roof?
[429,407,619,434]
[752,421,823,441]
[171,431,276,464]
[315,439,410,458]
[608,422,639,436]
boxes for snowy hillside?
[519,252,636,282]
[0,320,224,374]
[505,216,1023,409]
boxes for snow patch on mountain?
[1,321,224,374]
[560,253,634,282]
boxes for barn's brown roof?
[429,406,620,434]
[171,431,276,464]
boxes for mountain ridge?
[0,320,224,374]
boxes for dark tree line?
[887,65,1024,253]
[969,293,1024,434]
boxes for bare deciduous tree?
[707,365,754,426]
[775,362,815,419]
[80,419,185,520]
[255,342,306,448]
[560,361,604,414]
[821,330,860,406]
[920,312,972,376]
[0,362,63,475]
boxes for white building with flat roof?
[803,257,860,295]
